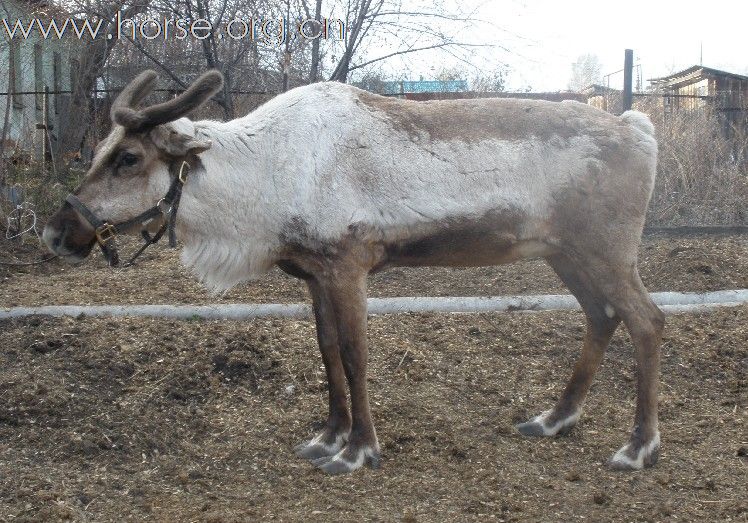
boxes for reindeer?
[43,70,664,474]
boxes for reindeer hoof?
[608,432,660,471]
[516,419,550,437]
[312,443,381,475]
[294,430,348,461]
[516,409,580,437]
[295,442,336,461]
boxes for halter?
[65,159,191,267]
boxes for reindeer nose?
[51,231,63,250]
[42,224,61,253]
[42,217,72,253]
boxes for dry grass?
[1,163,83,218]
[639,99,748,226]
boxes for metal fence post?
[623,49,634,112]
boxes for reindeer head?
[43,69,224,263]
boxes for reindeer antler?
[112,70,224,131]
[110,69,158,121]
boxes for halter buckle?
[157,198,172,215]
[178,160,190,184]
[95,223,117,245]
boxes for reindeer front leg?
[295,279,352,460]
[309,267,381,474]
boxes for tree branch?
[348,42,493,73]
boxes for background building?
[1,0,77,161]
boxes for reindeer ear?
[149,125,212,157]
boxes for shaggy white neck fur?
[172,118,278,293]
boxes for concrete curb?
[1,290,746,321]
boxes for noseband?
[65,159,191,267]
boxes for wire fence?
[1,87,747,233]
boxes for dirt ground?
[1,233,747,522]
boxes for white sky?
[387,0,748,91]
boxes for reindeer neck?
[174,117,281,293]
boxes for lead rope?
[121,223,169,267]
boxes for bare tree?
[56,0,148,155]
[36,0,503,160]
[103,0,496,106]
[327,0,492,83]
[119,0,322,112]
[123,0,244,118]
[0,0,12,174]
[470,66,507,92]
[307,0,323,82]
[568,53,603,91]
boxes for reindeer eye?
[118,152,139,168]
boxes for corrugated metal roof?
[649,65,748,84]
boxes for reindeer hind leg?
[517,253,620,437]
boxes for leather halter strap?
[65,159,191,267]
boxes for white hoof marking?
[324,445,378,470]
[611,431,660,470]
[307,432,347,454]
[532,409,581,436]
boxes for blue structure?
[380,80,468,95]
[354,80,468,95]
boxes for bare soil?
[0,233,746,522]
